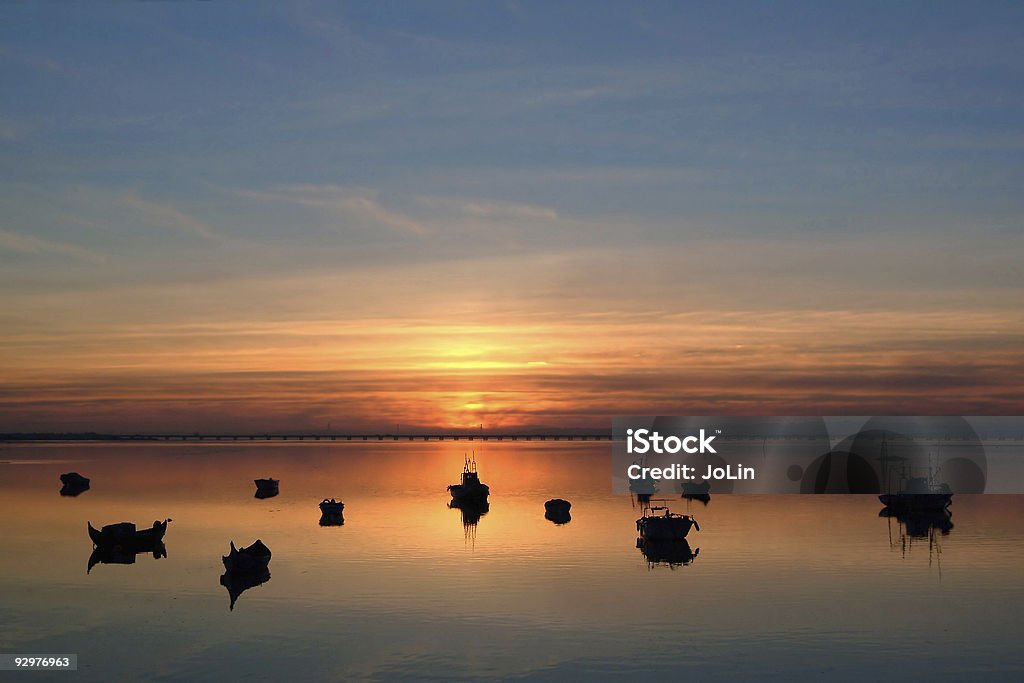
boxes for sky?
[1,2,1023,432]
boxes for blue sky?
[2,2,1023,430]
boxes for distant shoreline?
[0,432,613,443]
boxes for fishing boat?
[222,539,272,574]
[636,505,699,541]
[544,498,572,524]
[877,437,952,511]
[88,519,170,547]
[447,455,489,503]
[254,478,279,498]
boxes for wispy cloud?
[240,185,428,236]
[117,192,224,243]
[0,229,105,264]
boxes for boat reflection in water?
[221,540,273,611]
[221,567,272,611]
[881,507,954,569]
[449,498,489,527]
[880,507,955,539]
[88,541,167,574]
[636,537,699,569]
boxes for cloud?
[0,229,105,264]
[118,192,224,242]
[239,185,428,236]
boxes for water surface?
[1,442,1022,680]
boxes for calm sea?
[1,442,1022,681]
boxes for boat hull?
[637,514,698,541]
[448,483,489,502]
[88,520,168,548]
[223,539,272,573]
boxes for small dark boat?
[221,567,271,610]
[544,498,572,525]
[222,539,272,574]
[88,541,167,574]
[60,472,90,497]
[448,456,489,503]
[636,506,699,541]
[254,478,279,498]
[319,498,345,526]
[637,537,699,567]
[319,498,344,514]
[60,472,90,487]
[88,519,170,548]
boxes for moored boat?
[319,498,345,514]
[877,435,952,511]
[319,498,345,526]
[636,506,699,541]
[448,456,489,503]
[88,519,170,547]
[255,478,279,498]
[60,472,90,497]
[60,472,90,487]
[544,498,572,524]
[222,539,272,573]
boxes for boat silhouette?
[88,519,170,548]
[448,455,489,503]
[222,539,272,573]
[254,478,279,499]
[319,499,345,526]
[636,503,699,541]
[544,498,572,525]
[59,472,90,497]
[878,436,952,511]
